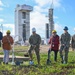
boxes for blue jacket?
[0,32,3,40]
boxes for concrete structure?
[45,23,50,44]
[45,0,54,44]
[49,7,54,37]
[15,4,33,42]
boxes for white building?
[15,4,33,42]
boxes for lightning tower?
[49,0,54,37]
[45,0,54,44]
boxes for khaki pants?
[28,45,40,64]
[60,46,69,63]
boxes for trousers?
[48,49,58,61]
[3,50,10,63]
[28,45,40,64]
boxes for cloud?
[0,18,4,22]
[35,0,51,7]
[3,24,14,28]
[74,28,75,31]
[0,0,4,11]
[2,24,15,36]
[34,6,48,13]
[0,7,3,10]
[54,23,63,31]
[54,16,58,19]
[62,7,66,13]
[35,0,61,8]
[0,0,3,6]
[30,11,48,38]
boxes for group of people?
[0,26,75,65]
[47,26,71,64]
[28,26,75,65]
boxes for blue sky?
[0,0,75,38]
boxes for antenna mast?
[51,0,53,8]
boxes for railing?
[11,35,24,65]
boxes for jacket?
[2,35,14,50]
[60,32,71,47]
[0,32,3,40]
[71,34,75,48]
[29,34,41,46]
[48,35,59,50]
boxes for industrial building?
[15,4,33,42]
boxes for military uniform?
[60,32,71,63]
[28,33,41,64]
[71,34,75,50]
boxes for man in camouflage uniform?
[28,28,41,65]
[60,26,71,64]
[71,34,75,51]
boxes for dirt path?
[40,45,49,53]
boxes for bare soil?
[40,45,49,53]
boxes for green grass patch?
[0,46,75,75]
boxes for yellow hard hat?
[52,30,57,33]
[6,30,11,34]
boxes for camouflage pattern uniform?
[28,34,41,64]
[60,32,71,63]
[71,34,75,51]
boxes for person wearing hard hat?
[60,26,71,64]
[28,28,41,65]
[47,30,60,64]
[2,30,14,64]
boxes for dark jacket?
[71,34,75,48]
[29,34,41,46]
[0,32,3,40]
[48,35,59,50]
[60,32,71,47]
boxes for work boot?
[29,60,34,65]
[46,59,51,65]
[5,62,8,64]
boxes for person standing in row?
[28,28,41,65]
[47,30,60,64]
[71,34,75,51]
[60,26,71,64]
[2,30,14,64]
[0,30,3,47]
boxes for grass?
[0,46,75,75]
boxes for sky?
[0,0,75,38]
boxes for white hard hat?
[32,28,36,32]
